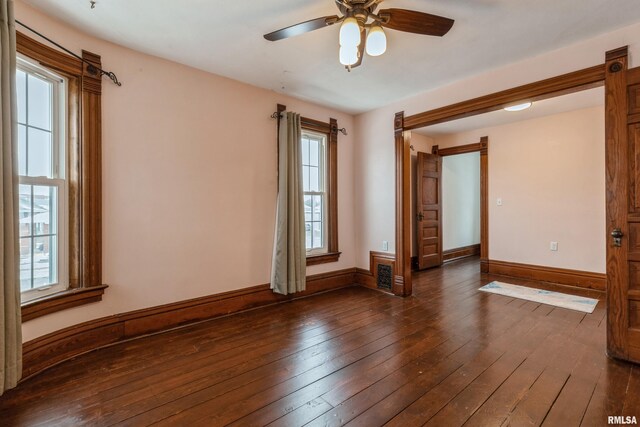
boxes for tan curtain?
[0,0,21,395]
[271,112,306,295]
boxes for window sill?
[21,285,108,322]
[306,252,341,266]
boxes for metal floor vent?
[377,264,393,291]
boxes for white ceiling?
[416,86,604,137]
[20,0,640,114]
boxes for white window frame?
[17,55,69,302]
[302,130,329,256]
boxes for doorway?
[394,48,640,363]
[412,139,488,271]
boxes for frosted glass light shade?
[366,25,387,56]
[340,17,361,47]
[339,45,358,66]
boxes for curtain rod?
[15,19,122,87]
[270,112,348,136]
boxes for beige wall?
[434,106,605,272]
[18,2,356,342]
[354,20,640,270]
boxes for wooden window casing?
[276,104,341,266]
[17,32,106,321]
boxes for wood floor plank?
[499,366,570,427]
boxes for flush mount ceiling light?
[504,102,533,112]
[264,0,454,71]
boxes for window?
[302,130,328,255]
[16,31,106,321]
[17,57,68,302]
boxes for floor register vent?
[377,264,393,291]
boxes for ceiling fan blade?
[264,15,341,41]
[378,8,454,36]
[349,27,367,70]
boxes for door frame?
[431,138,489,272]
[393,56,614,298]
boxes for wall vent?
[377,264,393,291]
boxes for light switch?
[497,198,503,206]
[382,241,389,251]
[550,241,558,251]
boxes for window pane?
[27,127,52,177]
[33,185,57,235]
[33,235,55,288]
[27,74,52,131]
[18,124,26,175]
[19,184,31,237]
[310,139,319,167]
[302,165,310,192]
[304,195,312,222]
[302,137,309,166]
[313,222,323,249]
[19,238,32,291]
[305,222,312,250]
[309,166,319,192]
[313,195,322,222]
[17,70,26,124]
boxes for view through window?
[17,57,68,300]
[301,130,328,254]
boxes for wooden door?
[416,152,443,270]
[606,47,640,362]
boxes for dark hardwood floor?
[1,257,638,426]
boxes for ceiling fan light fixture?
[366,25,387,56]
[339,45,359,66]
[339,16,361,47]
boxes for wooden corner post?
[395,112,412,296]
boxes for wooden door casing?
[606,45,640,363]
[416,152,443,269]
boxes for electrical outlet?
[550,241,558,251]
[497,198,503,206]
[382,241,389,251]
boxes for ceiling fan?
[264,0,454,70]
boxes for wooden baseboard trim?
[356,252,395,293]
[355,267,375,289]
[22,268,357,380]
[487,260,606,291]
[443,244,481,262]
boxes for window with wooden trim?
[17,32,106,321]
[299,117,340,266]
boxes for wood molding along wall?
[487,260,606,291]
[443,244,481,262]
[403,65,605,130]
[22,269,357,380]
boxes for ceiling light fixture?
[339,45,359,66]
[366,24,387,57]
[504,102,532,112]
[339,16,361,47]
[264,0,455,71]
